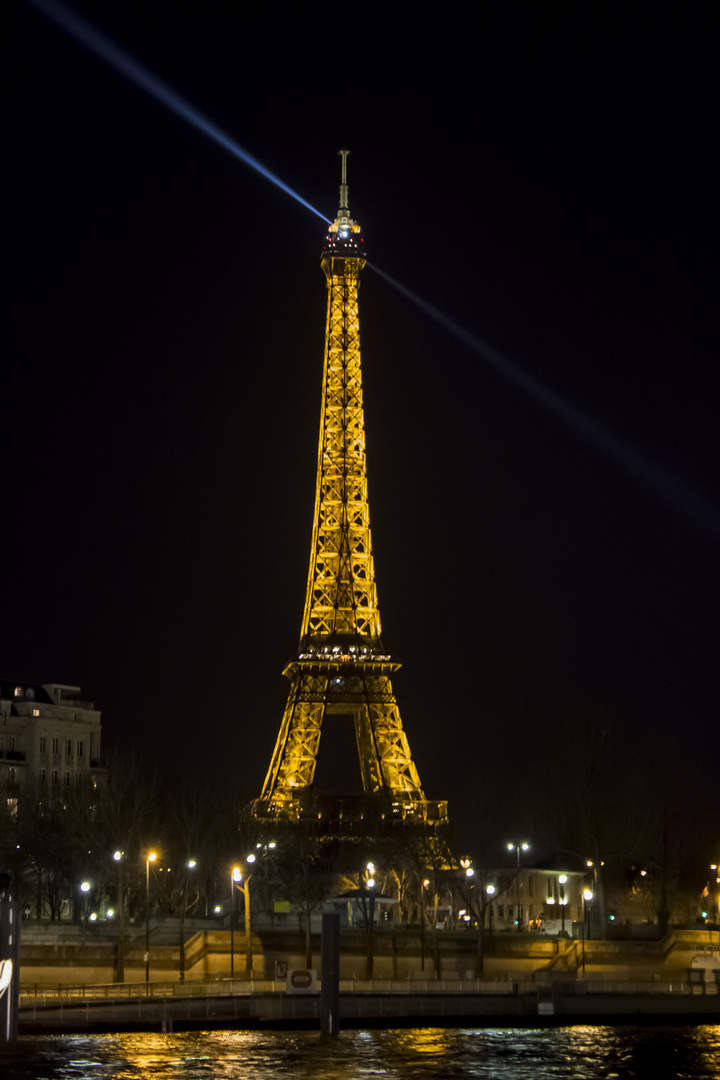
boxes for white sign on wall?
[286,969,317,994]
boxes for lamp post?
[230,866,241,977]
[581,888,593,973]
[559,874,568,937]
[363,862,377,979]
[243,855,255,977]
[507,842,530,931]
[486,884,496,936]
[145,851,157,986]
[179,859,196,982]
[709,863,720,924]
[80,881,90,942]
[420,878,430,971]
[112,851,126,983]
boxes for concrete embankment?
[16,923,720,985]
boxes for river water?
[2,1025,720,1079]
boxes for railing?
[19,979,283,1005]
[18,973,717,1007]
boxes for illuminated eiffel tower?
[252,152,447,831]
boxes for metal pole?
[243,879,252,976]
[581,900,586,973]
[230,872,234,977]
[115,854,125,984]
[320,912,340,1038]
[420,883,426,971]
[145,860,150,986]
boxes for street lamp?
[230,866,241,976]
[80,881,90,941]
[582,888,593,973]
[486,884,496,936]
[242,854,260,976]
[363,862,377,979]
[559,874,569,937]
[145,851,157,986]
[420,878,430,971]
[507,842,530,931]
[179,859,197,983]
[111,851,126,983]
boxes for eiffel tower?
[252,152,447,832]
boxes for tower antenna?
[338,148,350,211]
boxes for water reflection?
[4,1025,720,1080]
[393,1027,458,1054]
[696,1025,720,1074]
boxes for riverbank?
[16,922,720,985]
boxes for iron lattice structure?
[252,153,447,831]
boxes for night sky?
[6,2,719,838]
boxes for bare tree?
[270,827,344,969]
[529,719,646,938]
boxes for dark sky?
[6,2,719,833]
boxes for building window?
[8,767,18,786]
[52,737,60,756]
[52,770,59,786]
[497,905,504,918]
[40,736,47,754]
[14,686,23,697]
[27,688,35,699]
[39,769,47,786]
[77,740,84,760]
[64,771,71,787]
[66,739,73,758]
[7,797,18,818]
[32,708,40,717]
[8,736,16,752]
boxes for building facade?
[0,680,103,797]
[489,862,590,935]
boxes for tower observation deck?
[252,152,447,830]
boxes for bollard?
[320,912,340,1038]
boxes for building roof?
[0,679,55,705]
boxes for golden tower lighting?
[253,152,446,829]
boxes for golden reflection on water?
[98,1029,392,1080]
[695,1025,720,1072]
[392,1027,457,1056]
[25,1023,720,1080]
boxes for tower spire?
[338,148,350,212]
[332,148,359,236]
[252,155,447,831]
